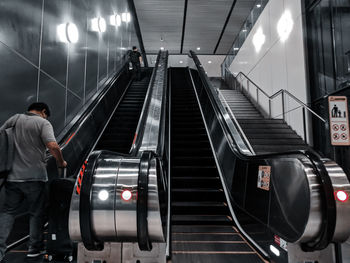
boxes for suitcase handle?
[58,167,67,178]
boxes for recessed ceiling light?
[179,60,183,64]
[208,60,212,64]
[242,29,247,32]
[160,47,164,50]
[257,4,262,8]
[197,47,201,51]
[234,47,239,51]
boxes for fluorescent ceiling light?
[179,60,183,64]
[208,61,212,64]
[257,4,262,8]
[197,47,201,51]
[57,23,79,43]
[277,10,294,42]
[234,47,239,51]
[160,47,164,50]
[252,27,266,53]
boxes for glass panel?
[222,0,269,72]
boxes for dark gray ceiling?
[133,0,257,55]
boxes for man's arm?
[46,141,67,167]
[139,53,143,64]
[41,121,67,167]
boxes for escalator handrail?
[130,51,162,155]
[189,51,337,251]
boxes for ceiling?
[133,0,257,55]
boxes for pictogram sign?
[257,166,271,191]
[329,96,350,146]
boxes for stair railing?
[224,68,326,144]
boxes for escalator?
[170,68,265,262]
[94,74,151,153]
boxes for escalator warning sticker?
[257,166,271,191]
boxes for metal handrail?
[131,51,162,154]
[224,68,326,144]
[233,69,326,122]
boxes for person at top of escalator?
[129,46,143,81]
[0,102,67,262]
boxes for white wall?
[228,0,310,142]
[147,54,224,77]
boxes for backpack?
[0,114,20,179]
[129,51,140,63]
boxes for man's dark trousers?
[0,182,46,260]
[132,62,141,80]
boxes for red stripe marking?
[65,132,76,145]
[76,186,81,195]
[132,133,137,144]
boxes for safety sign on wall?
[257,166,271,191]
[329,96,350,146]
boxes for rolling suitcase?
[45,177,75,262]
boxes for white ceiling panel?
[134,0,184,53]
[134,0,259,55]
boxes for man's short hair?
[132,46,137,50]
[28,102,51,117]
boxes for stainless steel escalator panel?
[114,158,139,240]
[69,154,164,243]
[322,159,350,242]
[91,157,122,241]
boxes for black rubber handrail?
[79,151,104,251]
[137,151,153,250]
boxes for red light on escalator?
[121,190,133,201]
[335,190,349,202]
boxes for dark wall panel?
[40,0,70,85]
[0,43,38,120]
[38,73,66,134]
[66,91,83,125]
[0,0,42,65]
[0,0,138,136]
[67,0,88,98]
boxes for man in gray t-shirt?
[0,102,67,261]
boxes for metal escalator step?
[172,215,232,225]
[249,138,306,145]
[247,133,301,139]
[238,119,285,124]
[244,128,295,134]
[172,202,229,215]
[172,189,225,202]
[172,232,242,242]
[172,242,252,252]
[171,253,264,263]
[172,177,221,188]
[172,225,236,233]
